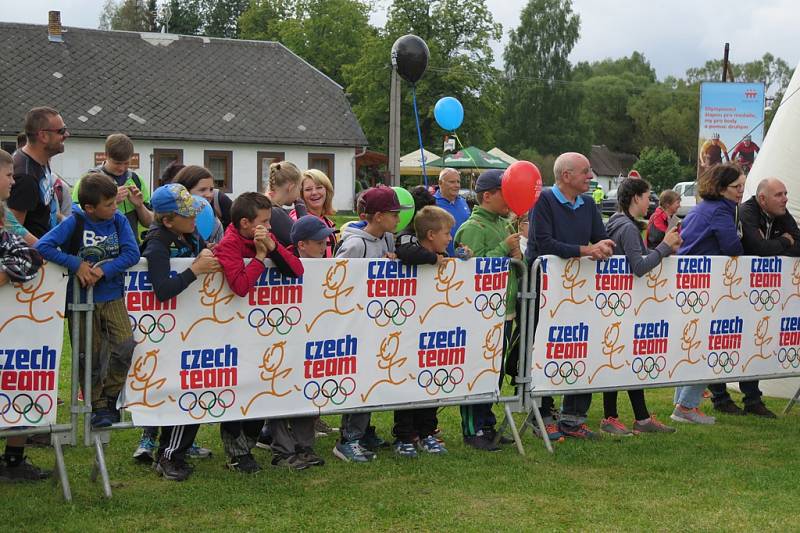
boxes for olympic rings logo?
[303,377,356,407]
[674,290,710,314]
[594,292,632,317]
[129,313,176,343]
[748,289,780,312]
[778,347,800,369]
[631,356,666,380]
[178,389,236,419]
[0,393,54,424]
[543,360,586,385]
[474,292,506,319]
[417,367,464,395]
[706,351,740,374]
[366,298,416,326]
[247,306,302,335]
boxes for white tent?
[399,149,440,176]
[742,64,800,400]
[488,147,519,165]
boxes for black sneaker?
[0,457,52,482]
[713,400,745,415]
[155,456,192,481]
[463,435,501,452]
[744,402,777,419]
[227,453,261,474]
[297,447,325,466]
[271,453,310,470]
[483,428,514,445]
[256,425,272,450]
[360,426,389,451]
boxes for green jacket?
[454,205,518,318]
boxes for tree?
[500,0,587,156]
[99,0,153,31]
[632,146,682,191]
[204,0,250,38]
[159,0,204,34]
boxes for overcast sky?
[4,0,798,80]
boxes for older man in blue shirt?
[434,168,471,256]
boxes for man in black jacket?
[710,178,800,418]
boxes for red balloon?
[502,161,542,216]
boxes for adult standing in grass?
[601,178,681,436]
[290,169,338,257]
[434,168,470,257]
[671,163,744,425]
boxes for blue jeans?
[673,384,706,409]
[559,393,592,428]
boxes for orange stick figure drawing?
[0,268,56,333]
[305,260,364,333]
[467,323,504,391]
[241,341,295,415]
[419,259,468,324]
[588,322,626,384]
[669,319,701,378]
[123,349,167,408]
[742,316,774,372]
[711,257,743,312]
[782,260,800,311]
[634,262,671,316]
[361,332,408,402]
[549,258,592,318]
[180,272,244,341]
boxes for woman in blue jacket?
[671,163,745,425]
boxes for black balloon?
[391,34,429,84]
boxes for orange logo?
[549,258,591,318]
[123,349,167,409]
[418,259,469,324]
[741,316,774,372]
[467,323,503,391]
[782,259,800,311]
[634,261,671,316]
[711,257,743,312]
[668,319,701,378]
[0,267,57,333]
[180,272,244,341]
[305,260,363,333]
[588,322,625,384]
[361,331,408,402]
[240,341,296,415]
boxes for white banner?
[0,263,68,427]
[531,255,800,394]
[122,257,509,426]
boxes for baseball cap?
[151,183,204,217]
[358,186,412,214]
[291,215,335,243]
[474,169,504,193]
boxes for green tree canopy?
[632,146,682,192]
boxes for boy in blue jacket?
[36,172,140,428]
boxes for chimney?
[48,11,63,43]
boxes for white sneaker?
[670,406,715,425]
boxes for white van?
[673,181,697,218]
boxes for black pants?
[220,419,263,458]
[393,407,438,443]
[709,381,763,407]
[158,424,199,461]
[603,390,649,421]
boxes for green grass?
[4,333,800,532]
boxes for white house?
[0,17,367,211]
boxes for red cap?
[358,186,410,214]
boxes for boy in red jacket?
[213,192,303,473]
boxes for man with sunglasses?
[7,107,69,238]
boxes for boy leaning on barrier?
[213,192,304,474]
[454,169,521,452]
[35,172,140,429]
[0,149,49,482]
[140,184,220,481]
[333,185,409,463]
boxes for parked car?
[600,189,658,218]
[673,181,697,218]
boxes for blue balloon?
[194,195,215,240]
[434,96,464,131]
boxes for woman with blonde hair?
[290,168,338,257]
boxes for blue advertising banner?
[698,82,765,176]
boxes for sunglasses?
[41,127,68,136]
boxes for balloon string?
[452,133,481,175]
[411,85,428,187]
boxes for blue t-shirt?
[434,190,471,256]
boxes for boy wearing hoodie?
[333,186,408,463]
[36,172,140,428]
[213,192,304,473]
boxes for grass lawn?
[3,326,800,533]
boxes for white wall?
[1,137,358,212]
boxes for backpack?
[333,233,392,258]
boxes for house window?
[256,151,284,193]
[204,150,233,193]
[153,148,184,187]
[308,153,335,184]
